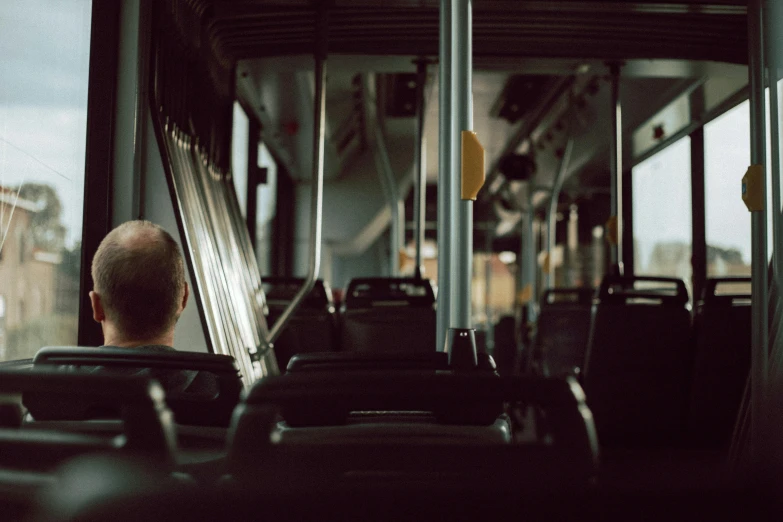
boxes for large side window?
[0,1,91,360]
[632,137,693,288]
[704,101,752,277]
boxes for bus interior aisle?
[2,0,783,519]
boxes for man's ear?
[180,282,189,312]
[89,291,105,323]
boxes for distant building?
[0,187,58,358]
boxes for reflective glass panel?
[632,137,693,290]
[0,1,92,360]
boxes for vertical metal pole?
[546,137,574,289]
[413,59,428,279]
[436,0,453,351]
[609,63,624,275]
[451,0,473,329]
[765,0,783,365]
[266,6,327,346]
[524,202,537,323]
[748,0,769,458]
[484,230,494,353]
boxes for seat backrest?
[227,372,598,487]
[341,278,436,353]
[263,278,338,369]
[31,347,242,427]
[688,277,751,448]
[0,370,176,468]
[583,276,692,447]
[286,351,496,373]
[532,288,594,377]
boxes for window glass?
[632,136,692,292]
[231,102,249,217]
[255,142,277,275]
[0,1,91,361]
[704,100,752,277]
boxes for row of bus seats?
[0,345,601,520]
[264,277,437,368]
[529,276,751,450]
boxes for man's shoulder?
[101,344,176,352]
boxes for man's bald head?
[91,221,186,342]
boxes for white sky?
[632,137,693,272]
[0,0,92,248]
[633,99,759,273]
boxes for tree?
[14,183,65,252]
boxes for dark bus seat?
[263,278,339,370]
[226,372,599,490]
[530,288,594,378]
[30,347,242,427]
[688,277,751,449]
[287,351,449,372]
[341,277,436,353]
[583,276,692,448]
[0,370,176,470]
[286,351,497,373]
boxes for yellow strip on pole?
[461,131,485,200]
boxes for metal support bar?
[413,59,429,279]
[609,63,624,275]
[524,201,538,323]
[436,0,453,351]
[748,0,769,459]
[546,137,574,289]
[765,0,783,367]
[451,0,473,329]
[132,0,151,220]
[266,6,327,346]
[484,229,494,352]
[370,111,403,276]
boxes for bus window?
[0,1,91,360]
[231,102,250,218]
[255,142,277,275]
[632,137,693,290]
[704,101,752,277]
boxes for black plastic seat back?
[688,277,751,448]
[263,278,338,369]
[287,351,497,373]
[31,347,242,427]
[583,276,692,447]
[531,288,594,377]
[0,370,176,468]
[341,278,436,353]
[288,351,449,372]
[227,372,598,487]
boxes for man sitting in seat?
[90,220,189,350]
[85,220,213,394]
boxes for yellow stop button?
[742,165,764,212]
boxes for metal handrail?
[747,0,769,459]
[266,6,327,348]
[545,136,574,289]
[413,58,429,280]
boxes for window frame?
[77,0,122,346]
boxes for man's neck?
[102,324,175,348]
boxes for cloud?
[0,0,92,107]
